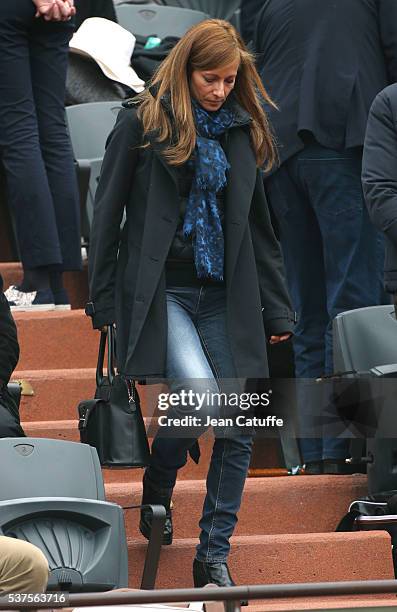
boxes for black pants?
[0,0,81,271]
[0,392,24,438]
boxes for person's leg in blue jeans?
[0,1,81,303]
[147,286,253,562]
[266,143,384,464]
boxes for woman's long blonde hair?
[135,19,276,170]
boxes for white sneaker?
[4,285,21,303]
[8,288,55,312]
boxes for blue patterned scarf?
[183,100,235,281]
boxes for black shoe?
[193,559,248,606]
[139,472,173,545]
[304,460,323,475]
[323,459,367,475]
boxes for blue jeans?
[147,285,253,562]
[266,143,385,462]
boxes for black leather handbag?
[77,326,150,467]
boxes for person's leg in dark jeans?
[30,17,81,281]
[143,286,253,588]
[266,162,329,466]
[267,144,385,470]
[0,1,80,310]
[303,143,385,465]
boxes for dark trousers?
[0,0,81,271]
[266,143,385,462]
[0,390,24,438]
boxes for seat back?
[66,101,121,162]
[333,305,397,372]
[0,437,105,502]
[158,0,241,21]
[116,4,209,38]
[333,306,397,495]
[0,498,128,591]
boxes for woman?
[87,20,294,590]
[1,0,81,311]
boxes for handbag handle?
[96,325,116,387]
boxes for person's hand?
[269,332,293,345]
[33,0,76,22]
[99,324,116,332]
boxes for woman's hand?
[99,324,116,333]
[33,0,76,21]
[269,332,293,345]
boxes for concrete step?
[15,369,163,421]
[20,416,290,478]
[246,596,397,611]
[22,420,217,481]
[106,475,367,539]
[14,310,96,370]
[0,262,88,310]
[127,532,394,589]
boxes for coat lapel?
[225,126,257,286]
[150,138,179,188]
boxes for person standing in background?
[255,0,397,474]
[362,84,397,298]
[240,0,264,46]
[0,0,82,312]
[74,0,117,29]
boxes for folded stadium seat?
[333,304,397,493]
[154,0,241,30]
[66,101,122,247]
[115,4,209,39]
[0,438,165,592]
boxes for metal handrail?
[2,579,397,609]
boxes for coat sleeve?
[249,170,296,337]
[379,0,397,83]
[0,275,19,388]
[362,88,397,248]
[88,107,142,329]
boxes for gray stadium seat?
[66,101,121,242]
[333,305,397,494]
[158,0,241,25]
[334,305,397,372]
[116,4,209,38]
[116,0,240,22]
[0,438,165,591]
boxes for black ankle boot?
[193,559,248,606]
[139,472,173,545]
